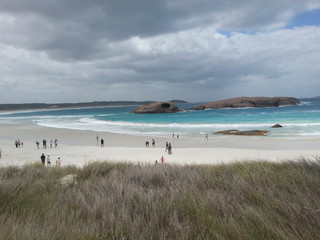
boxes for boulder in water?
[132,102,180,114]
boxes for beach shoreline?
[1,123,320,167]
[0,124,320,167]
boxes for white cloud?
[0,0,320,102]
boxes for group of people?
[145,139,156,147]
[40,153,62,166]
[36,139,58,149]
[96,134,105,147]
[165,142,172,155]
[14,139,23,148]
[155,155,165,164]
[145,139,173,154]
[172,133,180,139]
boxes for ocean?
[1,98,320,139]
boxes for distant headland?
[189,97,300,111]
[0,100,188,112]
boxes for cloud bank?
[0,0,320,103]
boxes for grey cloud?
[0,1,320,103]
[1,0,320,60]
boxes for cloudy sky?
[1,0,320,103]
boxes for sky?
[0,0,320,103]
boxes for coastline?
[1,123,320,167]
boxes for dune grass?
[0,158,320,240]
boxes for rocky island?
[190,97,300,110]
[132,102,180,114]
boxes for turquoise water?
[1,98,320,138]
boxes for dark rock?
[272,124,283,128]
[214,130,269,136]
[232,130,269,136]
[189,97,300,110]
[190,105,206,110]
[132,102,180,114]
[214,130,239,135]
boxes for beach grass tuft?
[1,158,320,239]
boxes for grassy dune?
[0,159,320,240]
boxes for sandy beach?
[0,123,320,167]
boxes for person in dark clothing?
[43,139,47,149]
[40,153,46,165]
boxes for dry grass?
[1,158,320,240]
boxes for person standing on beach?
[36,141,40,149]
[101,138,104,147]
[43,139,47,149]
[152,139,155,147]
[40,153,46,165]
[96,134,99,146]
[168,143,172,155]
[160,156,165,163]
[0,148,2,159]
[47,155,51,166]
[54,139,58,148]
[56,157,62,166]
[165,142,168,152]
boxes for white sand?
[0,123,320,167]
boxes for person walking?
[47,155,51,166]
[43,139,47,149]
[40,153,46,165]
[168,143,172,155]
[96,133,99,146]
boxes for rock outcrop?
[214,130,269,136]
[132,102,180,114]
[272,124,283,128]
[214,130,239,135]
[190,97,300,110]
